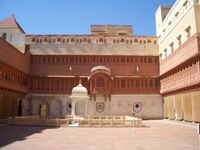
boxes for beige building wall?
[182,93,193,121]
[0,28,25,53]
[163,90,200,122]
[163,97,169,118]
[174,95,183,121]
[24,94,163,119]
[167,96,175,120]
[156,0,200,63]
[155,5,171,36]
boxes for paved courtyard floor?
[0,120,199,150]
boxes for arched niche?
[70,82,89,117]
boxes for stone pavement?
[0,120,198,150]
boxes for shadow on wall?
[0,125,58,148]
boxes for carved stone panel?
[96,102,104,113]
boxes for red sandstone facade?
[0,18,162,118]
[29,55,159,95]
[0,38,160,118]
[160,34,200,95]
[0,37,29,117]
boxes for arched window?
[147,39,151,43]
[2,33,7,40]
[44,38,48,42]
[99,38,104,42]
[134,39,138,43]
[57,38,61,42]
[32,38,36,42]
[71,38,75,42]
[120,39,125,43]
[83,38,87,42]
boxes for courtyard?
[0,120,198,150]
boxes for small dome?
[71,83,88,96]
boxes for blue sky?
[0,0,175,36]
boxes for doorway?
[18,99,23,116]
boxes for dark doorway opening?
[18,99,23,116]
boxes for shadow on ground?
[0,125,57,148]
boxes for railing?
[6,115,143,128]
[78,116,142,128]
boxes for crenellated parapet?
[26,35,157,46]
[25,35,158,55]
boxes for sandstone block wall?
[163,90,200,122]
[24,94,163,119]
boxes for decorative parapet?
[25,35,157,46]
